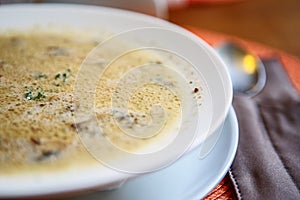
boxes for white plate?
[0,4,233,197]
[67,107,238,200]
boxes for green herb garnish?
[35,92,46,100]
[25,91,33,100]
[24,87,46,101]
[54,68,72,85]
[55,73,62,79]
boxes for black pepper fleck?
[30,137,41,145]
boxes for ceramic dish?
[0,4,232,197]
[67,107,239,200]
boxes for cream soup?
[0,30,202,173]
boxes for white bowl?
[0,4,232,198]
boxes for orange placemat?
[187,28,300,199]
[188,0,245,5]
[189,28,300,92]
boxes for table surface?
[169,0,300,59]
[188,27,300,199]
[170,1,300,198]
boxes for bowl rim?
[0,3,233,197]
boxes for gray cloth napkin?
[230,58,300,199]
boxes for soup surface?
[0,30,202,173]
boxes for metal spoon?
[215,42,266,96]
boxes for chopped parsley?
[55,73,62,79]
[54,68,72,86]
[24,87,46,101]
[25,91,33,100]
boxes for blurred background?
[1,0,299,57]
[168,0,300,58]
